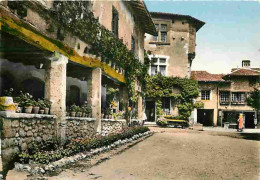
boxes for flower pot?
[33,106,40,114]
[82,112,86,117]
[109,115,112,119]
[76,112,82,117]
[44,108,49,114]
[102,113,105,118]
[39,109,44,114]
[24,106,33,114]
[70,111,76,117]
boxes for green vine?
[146,74,200,120]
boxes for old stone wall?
[65,117,96,140]
[0,112,56,176]
[101,119,127,136]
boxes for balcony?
[231,101,246,105]
[220,101,230,105]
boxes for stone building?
[144,12,205,122]
[191,60,260,128]
[0,0,156,177]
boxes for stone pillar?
[45,53,68,140]
[0,127,3,180]
[87,68,102,133]
[138,95,143,120]
[120,86,129,124]
[194,108,197,124]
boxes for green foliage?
[193,101,204,109]
[15,91,33,107]
[247,88,260,111]
[156,119,168,127]
[18,126,150,164]
[156,99,163,118]
[146,74,200,120]
[50,1,148,104]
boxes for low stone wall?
[101,119,127,136]
[0,111,56,177]
[65,117,96,140]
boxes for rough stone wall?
[101,120,127,136]
[144,18,198,78]
[65,118,96,140]
[0,113,56,175]
[92,1,145,61]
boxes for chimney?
[242,60,250,68]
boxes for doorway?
[245,112,255,128]
[145,101,155,122]
[197,109,214,126]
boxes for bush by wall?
[18,126,149,164]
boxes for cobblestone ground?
[45,127,259,180]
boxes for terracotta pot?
[39,109,44,114]
[33,107,40,114]
[24,106,33,114]
[44,108,49,114]
[109,115,112,119]
[70,111,76,117]
[76,112,82,117]
[82,112,86,117]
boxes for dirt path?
[43,128,260,180]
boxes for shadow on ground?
[239,133,260,141]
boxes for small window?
[220,91,229,103]
[159,66,166,76]
[151,65,157,75]
[161,32,167,42]
[153,35,158,42]
[161,24,167,31]
[159,58,166,64]
[152,58,158,63]
[112,7,119,37]
[131,36,135,52]
[201,90,210,100]
[162,98,170,114]
[231,92,245,103]
[155,24,159,31]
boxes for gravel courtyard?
[43,128,260,180]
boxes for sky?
[144,1,260,74]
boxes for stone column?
[0,127,3,180]
[45,53,68,141]
[194,108,197,124]
[87,68,102,133]
[138,95,143,120]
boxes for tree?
[247,88,260,126]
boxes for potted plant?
[76,106,82,117]
[43,99,52,114]
[69,104,77,117]
[38,99,45,114]
[32,99,40,114]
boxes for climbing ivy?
[145,74,200,120]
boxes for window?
[112,7,119,37]
[161,24,167,31]
[159,66,166,76]
[149,57,167,76]
[220,91,229,104]
[131,36,135,52]
[153,35,158,42]
[151,65,157,75]
[231,92,245,104]
[161,32,167,42]
[162,98,170,114]
[201,90,210,100]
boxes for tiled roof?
[226,68,260,77]
[191,71,225,82]
[150,12,205,31]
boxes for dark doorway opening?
[145,101,155,122]
[68,85,80,106]
[245,112,255,129]
[197,109,214,126]
[22,78,44,100]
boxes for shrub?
[18,126,150,164]
[156,119,168,127]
